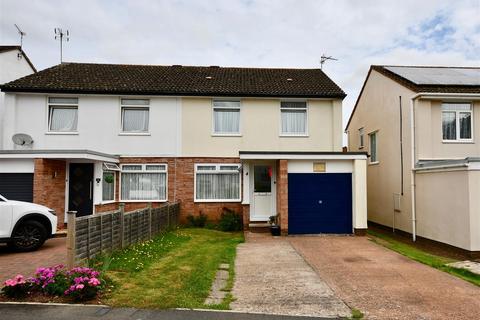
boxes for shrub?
[30,264,69,296]
[1,265,104,302]
[2,275,31,298]
[186,212,208,228]
[64,267,102,301]
[218,208,243,232]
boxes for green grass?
[99,228,244,309]
[368,230,480,287]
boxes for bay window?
[195,164,241,202]
[442,103,472,141]
[213,100,240,134]
[281,101,307,135]
[48,97,78,132]
[120,164,167,201]
[121,99,149,133]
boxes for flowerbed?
[1,265,106,302]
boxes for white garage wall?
[0,159,34,173]
[287,159,353,173]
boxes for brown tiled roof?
[371,65,480,94]
[0,45,37,73]
[0,62,346,98]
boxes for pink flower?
[88,278,101,286]
[75,284,84,290]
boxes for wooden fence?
[66,202,180,267]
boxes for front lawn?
[368,230,480,287]
[98,228,243,309]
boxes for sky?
[1,0,479,137]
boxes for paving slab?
[0,238,66,282]
[447,260,480,275]
[231,233,350,318]
[290,235,480,320]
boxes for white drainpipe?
[409,92,480,242]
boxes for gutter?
[409,91,480,242]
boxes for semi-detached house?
[0,62,367,235]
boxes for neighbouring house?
[0,62,367,235]
[346,65,480,254]
[0,45,36,202]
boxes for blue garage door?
[288,173,352,234]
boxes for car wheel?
[9,220,47,252]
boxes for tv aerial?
[54,28,69,63]
[12,133,34,146]
[320,54,338,70]
[14,24,26,59]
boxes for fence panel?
[67,202,180,267]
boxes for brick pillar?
[242,204,250,231]
[33,159,66,228]
[277,160,288,235]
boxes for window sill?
[194,199,242,203]
[279,134,309,137]
[211,133,242,137]
[100,200,116,205]
[119,200,168,203]
[118,132,151,136]
[369,161,380,166]
[45,131,79,135]
[442,140,474,144]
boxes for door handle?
[89,181,93,200]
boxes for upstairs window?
[281,101,307,135]
[359,127,365,148]
[48,97,78,132]
[369,131,378,163]
[442,103,472,141]
[121,99,149,133]
[213,100,240,134]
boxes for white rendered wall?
[0,49,36,150]
[2,94,181,156]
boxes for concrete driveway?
[0,238,66,282]
[289,236,480,320]
[231,233,351,318]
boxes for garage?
[288,173,352,234]
[0,159,35,202]
[0,173,33,202]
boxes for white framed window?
[369,131,378,164]
[212,100,241,135]
[442,103,473,142]
[195,164,241,202]
[121,99,150,133]
[120,164,167,201]
[48,97,78,132]
[280,101,307,135]
[102,171,115,202]
[359,127,365,148]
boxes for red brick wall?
[33,159,66,228]
[98,157,244,224]
[277,159,288,235]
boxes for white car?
[0,194,57,251]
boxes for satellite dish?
[12,133,34,146]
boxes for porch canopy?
[239,150,368,160]
[0,149,119,162]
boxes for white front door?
[251,164,275,221]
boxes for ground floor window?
[120,164,167,201]
[195,164,241,202]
